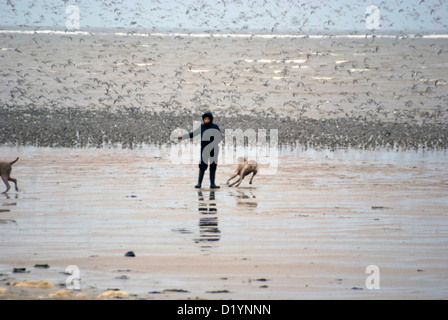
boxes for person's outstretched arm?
[178,125,201,141]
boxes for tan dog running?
[227,157,258,187]
[0,157,19,194]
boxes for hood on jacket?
[202,111,214,124]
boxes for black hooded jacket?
[182,111,222,149]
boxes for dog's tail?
[10,157,19,166]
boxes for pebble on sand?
[12,267,28,273]
[124,251,136,257]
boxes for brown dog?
[0,157,19,194]
[227,157,258,187]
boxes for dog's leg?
[1,175,11,194]
[9,177,18,191]
[228,178,239,187]
[234,177,244,187]
[234,167,252,187]
[234,171,247,187]
[229,175,242,187]
[249,171,257,185]
[226,173,239,185]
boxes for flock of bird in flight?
[3,0,447,34]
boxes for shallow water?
[1,145,447,299]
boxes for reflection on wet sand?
[228,188,258,209]
[1,193,18,200]
[1,145,447,299]
[0,194,17,224]
[0,193,17,209]
[195,191,220,249]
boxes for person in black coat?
[178,111,222,188]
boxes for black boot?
[195,169,205,188]
[210,169,220,189]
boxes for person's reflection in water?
[195,191,220,250]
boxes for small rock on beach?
[124,251,136,257]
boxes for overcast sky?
[1,0,447,34]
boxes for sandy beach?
[1,145,447,300]
[1,28,448,300]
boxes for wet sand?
[1,30,448,300]
[1,145,447,299]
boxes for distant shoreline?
[1,28,448,39]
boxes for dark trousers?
[199,161,217,171]
[199,146,218,171]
